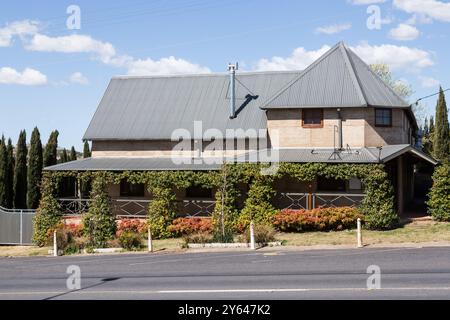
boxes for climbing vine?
[34,162,398,245]
[33,172,63,246]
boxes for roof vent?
[228,62,238,119]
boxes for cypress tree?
[43,130,59,167]
[83,141,91,158]
[0,136,7,207]
[429,116,435,134]
[433,87,450,161]
[27,127,43,209]
[424,117,429,136]
[70,146,77,161]
[14,130,28,209]
[60,149,68,163]
[5,138,14,208]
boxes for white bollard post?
[250,221,256,250]
[53,230,58,257]
[148,227,153,253]
[357,218,363,248]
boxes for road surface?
[1,246,450,299]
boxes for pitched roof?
[83,42,414,141]
[83,71,300,141]
[260,42,410,110]
[44,145,437,171]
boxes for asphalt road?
[1,246,450,300]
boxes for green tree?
[70,146,77,161]
[83,141,91,158]
[5,138,15,208]
[370,63,413,99]
[0,136,7,207]
[427,162,450,221]
[60,148,68,163]
[433,87,450,161]
[27,127,43,209]
[43,130,59,167]
[83,173,116,247]
[14,130,28,209]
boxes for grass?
[2,221,450,257]
[0,246,51,257]
[279,220,450,247]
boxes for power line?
[413,88,450,105]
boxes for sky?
[0,0,449,150]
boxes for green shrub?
[427,162,450,221]
[147,186,176,239]
[273,207,363,232]
[82,174,116,248]
[239,224,277,244]
[238,176,277,231]
[118,231,143,250]
[182,231,214,247]
[32,175,62,246]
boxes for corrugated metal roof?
[83,71,300,140]
[44,145,437,171]
[45,157,223,171]
[260,42,410,109]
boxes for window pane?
[120,180,145,197]
[375,109,391,126]
[303,109,323,126]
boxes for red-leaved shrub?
[168,218,213,236]
[273,207,363,232]
[116,219,148,237]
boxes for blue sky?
[0,0,449,150]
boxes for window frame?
[185,186,214,199]
[302,108,324,128]
[374,108,392,127]
[120,180,145,197]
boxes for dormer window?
[302,108,323,128]
[375,108,392,127]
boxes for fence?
[57,198,216,218]
[0,206,36,245]
[275,192,365,210]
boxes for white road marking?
[2,286,450,296]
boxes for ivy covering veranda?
[33,163,398,247]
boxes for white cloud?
[24,32,210,76]
[351,43,434,71]
[394,0,450,23]
[255,45,331,71]
[0,20,40,47]
[254,43,434,73]
[315,23,352,35]
[419,76,440,88]
[348,0,387,5]
[26,34,116,63]
[69,72,89,85]
[389,24,420,40]
[0,67,47,85]
[126,56,210,76]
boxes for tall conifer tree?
[27,127,43,209]
[14,130,27,209]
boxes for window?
[186,186,213,198]
[302,108,323,128]
[317,177,346,192]
[375,108,392,127]
[120,180,145,197]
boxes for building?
[46,42,437,219]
